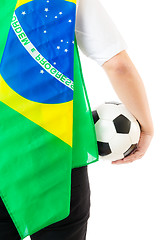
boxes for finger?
[112,149,143,164]
[112,158,138,164]
[112,159,134,164]
[111,150,136,164]
[111,130,151,165]
[123,149,140,161]
[123,145,146,161]
[112,152,144,164]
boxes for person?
[0,0,154,239]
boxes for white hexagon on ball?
[95,119,116,142]
[109,134,132,155]
[97,103,120,121]
[129,120,141,144]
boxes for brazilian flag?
[0,0,99,238]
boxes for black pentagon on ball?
[92,110,99,124]
[123,143,138,157]
[113,114,131,134]
[97,141,112,156]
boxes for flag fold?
[0,0,99,238]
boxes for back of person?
[0,0,154,239]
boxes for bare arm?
[102,50,154,164]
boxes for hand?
[111,130,154,165]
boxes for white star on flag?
[22,11,26,15]
[44,8,49,12]
[53,62,56,65]
[57,46,60,49]
[55,16,58,18]
[44,30,47,33]
[59,12,63,15]
[72,41,74,44]
[61,40,63,42]
[68,19,72,23]
[64,49,68,52]
[40,70,44,74]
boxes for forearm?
[102,50,154,135]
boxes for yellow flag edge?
[15,0,76,10]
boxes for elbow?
[102,50,131,75]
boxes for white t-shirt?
[75,0,128,66]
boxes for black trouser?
[0,165,91,240]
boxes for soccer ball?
[92,101,141,162]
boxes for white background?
[84,0,160,240]
[26,0,160,239]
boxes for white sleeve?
[75,0,128,66]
